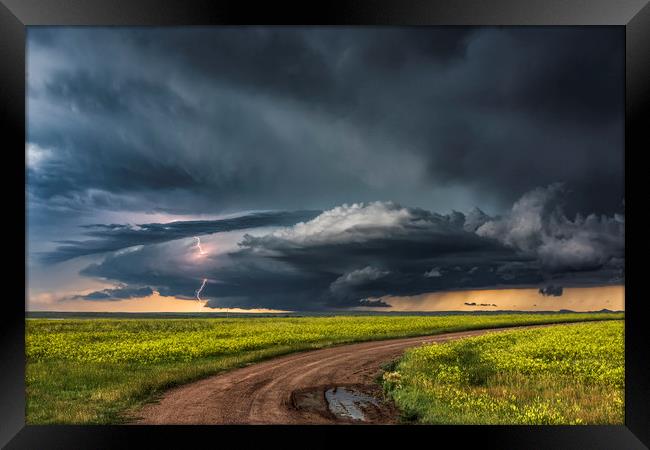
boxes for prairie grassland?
[26,313,621,424]
[382,320,624,424]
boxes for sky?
[26,26,625,312]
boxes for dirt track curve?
[131,324,553,425]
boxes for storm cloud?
[27,27,623,220]
[73,286,155,301]
[40,210,319,263]
[539,285,564,297]
[476,183,625,273]
[75,185,624,309]
[26,27,624,311]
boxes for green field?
[382,320,624,424]
[26,313,622,424]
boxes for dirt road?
[130,325,548,425]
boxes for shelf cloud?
[72,185,624,310]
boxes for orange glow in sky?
[28,285,623,313]
[360,285,624,312]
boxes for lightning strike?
[193,236,206,255]
[195,278,208,301]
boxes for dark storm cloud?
[476,183,625,273]
[116,28,475,112]
[75,185,624,309]
[413,28,624,216]
[27,27,624,218]
[27,28,625,310]
[358,299,392,308]
[40,210,319,263]
[539,285,564,297]
[72,286,155,301]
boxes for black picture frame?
[1,1,647,448]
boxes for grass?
[381,320,624,424]
[26,312,622,424]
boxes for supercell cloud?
[71,185,624,310]
[26,27,624,310]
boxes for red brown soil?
[130,325,551,425]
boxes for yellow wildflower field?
[383,320,624,424]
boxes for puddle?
[324,386,381,421]
[291,384,398,423]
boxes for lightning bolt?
[191,236,209,302]
[193,236,206,255]
[195,278,208,302]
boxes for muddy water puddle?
[291,384,398,424]
[325,387,380,421]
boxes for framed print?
[1,0,648,448]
